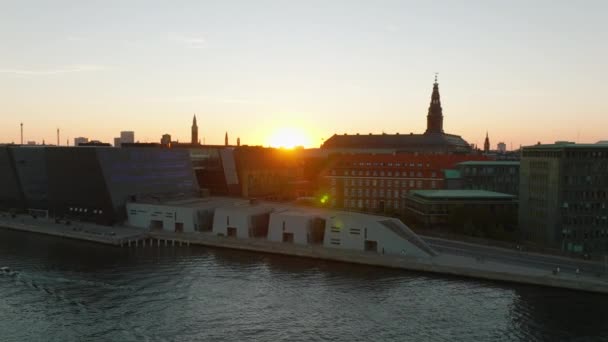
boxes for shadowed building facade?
[519,143,608,254]
[0,146,199,225]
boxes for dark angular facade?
[0,146,199,225]
[0,146,25,210]
[12,147,49,209]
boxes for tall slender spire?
[425,74,444,134]
[191,114,198,145]
[224,132,229,146]
[484,131,490,154]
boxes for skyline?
[2,1,607,148]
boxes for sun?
[267,127,311,149]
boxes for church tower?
[425,75,444,134]
[191,115,198,145]
[225,132,229,146]
[484,132,490,154]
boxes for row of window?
[339,188,408,199]
[344,199,402,210]
[346,162,431,168]
[329,226,363,236]
[332,170,437,177]
[561,228,608,239]
[332,178,437,188]
[69,207,104,215]
[463,167,517,175]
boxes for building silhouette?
[161,134,172,147]
[120,131,135,144]
[425,74,444,134]
[321,77,471,154]
[497,142,507,153]
[191,115,198,145]
[484,132,490,154]
[74,137,89,146]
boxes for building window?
[431,181,436,189]
[331,178,336,185]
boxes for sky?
[1,0,607,148]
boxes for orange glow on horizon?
[266,127,312,149]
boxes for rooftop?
[524,143,608,150]
[409,190,516,200]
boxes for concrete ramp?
[379,219,438,257]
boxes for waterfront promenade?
[1,214,607,294]
[0,215,146,246]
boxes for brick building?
[320,154,488,212]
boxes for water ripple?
[1,229,608,341]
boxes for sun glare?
[267,127,311,149]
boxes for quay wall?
[1,220,607,295]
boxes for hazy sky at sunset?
[1,0,607,148]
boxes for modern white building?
[126,197,436,258]
[323,213,436,258]
[268,210,326,245]
[127,197,242,233]
[212,203,273,238]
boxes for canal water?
[1,229,607,342]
